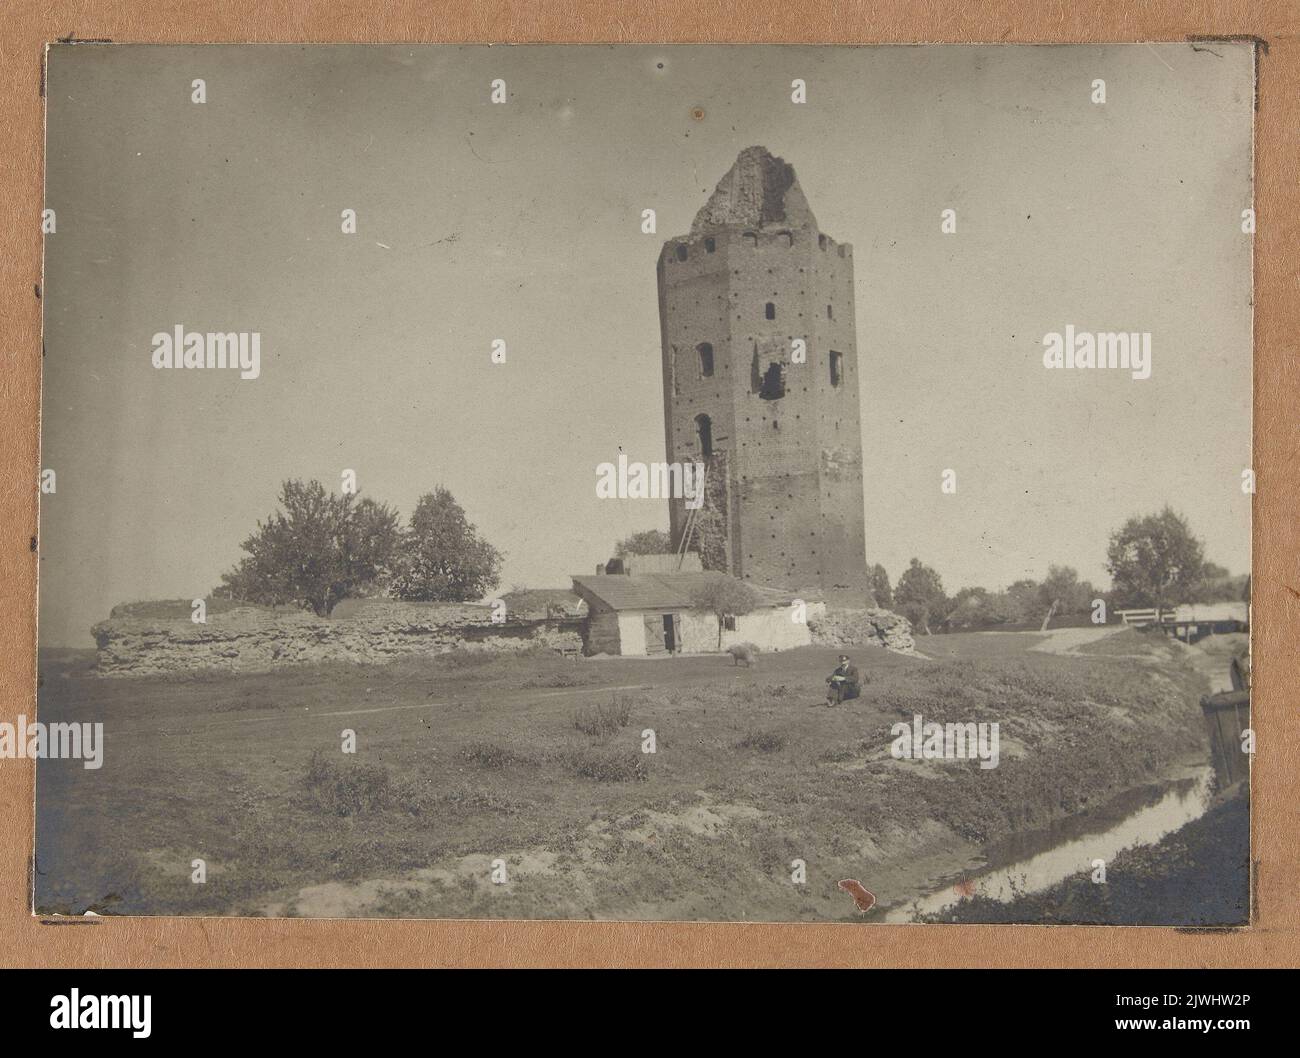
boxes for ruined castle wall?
[91,601,584,677]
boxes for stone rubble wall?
[807,607,917,654]
[91,600,584,677]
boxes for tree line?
[884,507,1247,634]
[223,492,1240,633]
[616,507,1246,636]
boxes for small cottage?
[570,568,812,656]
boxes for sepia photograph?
[30,42,1253,924]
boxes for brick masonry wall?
[659,167,867,592]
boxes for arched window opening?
[829,350,844,388]
[675,244,688,262]
[695,413,713,458]
[765,302,776,321]
[697,342,714,378]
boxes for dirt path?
[1028,625,1123,655]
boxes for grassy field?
[34,627,1213,921]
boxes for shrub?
[736,730,786,753]
[303,749,392,816]
[818,741,864,763]
[429,784,526,816]
[550,746,647,782]
[573,695,631,738]
[522,670,596,689]
[458,741,531,769]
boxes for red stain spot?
[953,879,976,898]
[837,879,876,913]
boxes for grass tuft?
[736,730,786,753]
[303,749,392,817]
[573,695,631,738]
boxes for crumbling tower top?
[690,146,819,235]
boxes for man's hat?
[838,654,849,661]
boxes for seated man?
[825,654,861,706]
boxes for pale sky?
[39,43,1253,646]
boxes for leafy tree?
[1035,565,1097,627]
[690,576,761,649]
[1004,579,1042,623]
[615,529,673,557]
[944,586,987,630]
[1193,562,1249,604]
[895,558,946,635]
[945,586,1016,629]
[1034,566,1097,616]
[219,479,400,616]
[388,487,504,602]
[1105,506,1205,614]
[1038,566,1082,613]
[867,563,893,608]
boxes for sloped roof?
[571,572,798,612]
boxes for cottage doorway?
[662,613,678,653]
[644,614,666,654]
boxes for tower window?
[675,244,688,262]
[704,237,716,253]
[697,342,714,378]
[826,304,833,319]
[695,413,713,458]
[829,350,844,388]
[765,302,776,320]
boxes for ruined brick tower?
[657,146,866,591]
